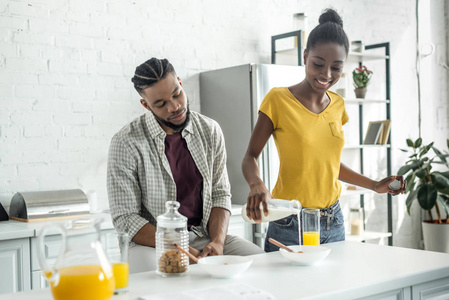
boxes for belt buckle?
[191,226,204,238]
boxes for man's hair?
[131,58,175,95]
[306,8,349,55]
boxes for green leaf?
[399,148,409,153]
[415,168,427,179]
[405,188,418,214]
[447,139,449,149]
[414,138,422,148]
[437,186,449,195]
[405,173,416,193]
[433,172,449,188]
[417,184,438,210]
[407,139,414,147]
[398,165,413,176]
[419,147,430,157]
[432,147,448,164]
[440,171,449,178]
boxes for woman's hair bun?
[318,8,343,27]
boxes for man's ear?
[177,77,183,87]
[303,49,308,65]
[140,99,150,110]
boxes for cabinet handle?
[48,209,70,214]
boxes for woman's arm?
[339,162,405,195]
[242,112,274,221]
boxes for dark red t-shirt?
[164,132,203,227]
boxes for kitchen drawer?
[229,215,253,242]
[0,238,31,294]
[30,236,62,272]
[412,277,449,300]
[31,271,48,290]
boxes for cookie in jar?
[155,201,189,277]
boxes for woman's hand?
[373,175,406,196]
[246,182,273,222]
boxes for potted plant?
[352,65,373,99]
[397,137,449,253]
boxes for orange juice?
[112,262,129,289]
[48,265,114,300]
[303,232,320,245]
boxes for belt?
[320,200,340,230]
[320,200,340,217]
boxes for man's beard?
[151,105,191,133]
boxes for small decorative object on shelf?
[377,119,391,145]
[363,121,384,145]
[351,40,364,52]
[353,65,373,99]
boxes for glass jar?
[349,208,364,235]
[156,201,189,277]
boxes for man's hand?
[188,246,201,264]
[197,241,224,259]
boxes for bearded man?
[107,58,263,273]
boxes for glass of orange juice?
[302,208,320,245]
[104,231,129,294]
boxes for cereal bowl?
[280,245,331,265]
[197,255,253,278]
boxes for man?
[107,58,263,273]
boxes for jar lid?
[157,201,187,228]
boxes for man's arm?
[131,223,157,247]
[197,207,230,258]
[107,135,152,245]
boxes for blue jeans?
[264,200,345,252]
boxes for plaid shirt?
[107,111,231,244]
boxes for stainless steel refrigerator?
[200,64,306,246]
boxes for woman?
[242,8,405,252]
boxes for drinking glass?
[302,208,320,245]
[104,231,129,294]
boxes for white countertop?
[2,241,449,300]
[0,212,114,240]
[0,205,243,240]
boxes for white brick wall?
[0,0,447,249]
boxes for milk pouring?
[241,199,301,223]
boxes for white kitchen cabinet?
[412,277,449,300]
[0,238,31,293]
[228,205,253,242]
[358,278,449,300]
[30,234,61,290]
[29,227,117,290]
[228,214,253,242]
[360,287,411,300]
[0,213,115,294]
[31,271,48,290]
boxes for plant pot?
[354,87,367,99]
[422,220,449,253]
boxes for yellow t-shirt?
[259,87,349,209]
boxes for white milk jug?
[241,199,301,223]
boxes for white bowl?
[197,255,253,278]
[280,245,331,265]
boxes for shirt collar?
[144,111,194,139]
